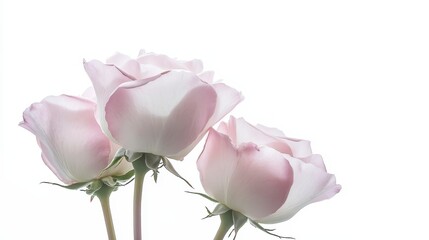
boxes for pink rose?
[20,95,132,185]
[197,116,341,223]
[84,51,243,160]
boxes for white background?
[1,0,429,239]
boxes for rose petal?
[301,154,327,170]
[197,129,238,203]
[224,117,312,158]
[198,129,294,219]
[137,49,146,57]
[105,70,217,157]
[209,84,244,128]
[137,53,203,74]
[255,124,286,138]
[84,60,132,105]
[256,154,341,223]
[227,144,294,219]
[255,123,313,158]
[82,87,97,101]
[83,60,134,138]
[198,71,215,83]
[217,121,229,135]
[20,95,112,184]
[106,52,141,80]
[170,82,243,160]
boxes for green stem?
[96,184,116,240]
[214,211,234,240]
[132,158,150,240]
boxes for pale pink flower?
[20,95,131,185]
[84,51,242,160]
[198,116,341,223]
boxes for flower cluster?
[20,50,340,239]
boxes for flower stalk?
[214,211,233,240]
[132,157,150,240]
[95,184,116,240]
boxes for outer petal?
[227,144,294,219]
[300,154,327,170]
[198,129,294,220]
[256,154,341,224]
[226,117,312,158]
[198,71,215,83]
[19,95,112,184]
[82,87,97,101]
[170,83,243,159]
[217,121,229,135]
[104,51,204,80]
[256,123,313,158]
[106,52,141,80]
[255,124,287,138]
[197,129,238,204]
[137,52,203,74]
[209,84,244,129]
[105,70,217,157]
[83,60,134,140]
[84,60,132,103]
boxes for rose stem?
[132,158,150,240]
[214,211,234,240]
[96,184,117,240]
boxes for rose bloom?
[20,95,131,185]
[84,50,242,160]
[197,116,341,223]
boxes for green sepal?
[204,203,230,219]
[101,176,117,187]
[40,181,90,190]
[205,206,212,215]
[114,169,135,182]
[161,157,193,188]
[100,170,135,188]
[125,150,144,163]
[152,170,159,183]
[97,148,136,186]
[145,154,162,170]
[145,154,162,183]
[41,168,134,202]
[249,220,295,239]
[85,180,103,195]
[85,180,120,202]
[232,211,248,239]
[185,191,218,203]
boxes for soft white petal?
[170,83,242,159]
[20,95,113,184]
[105,71,217,157]
[198,129,294,219]
[257,154,341,223]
